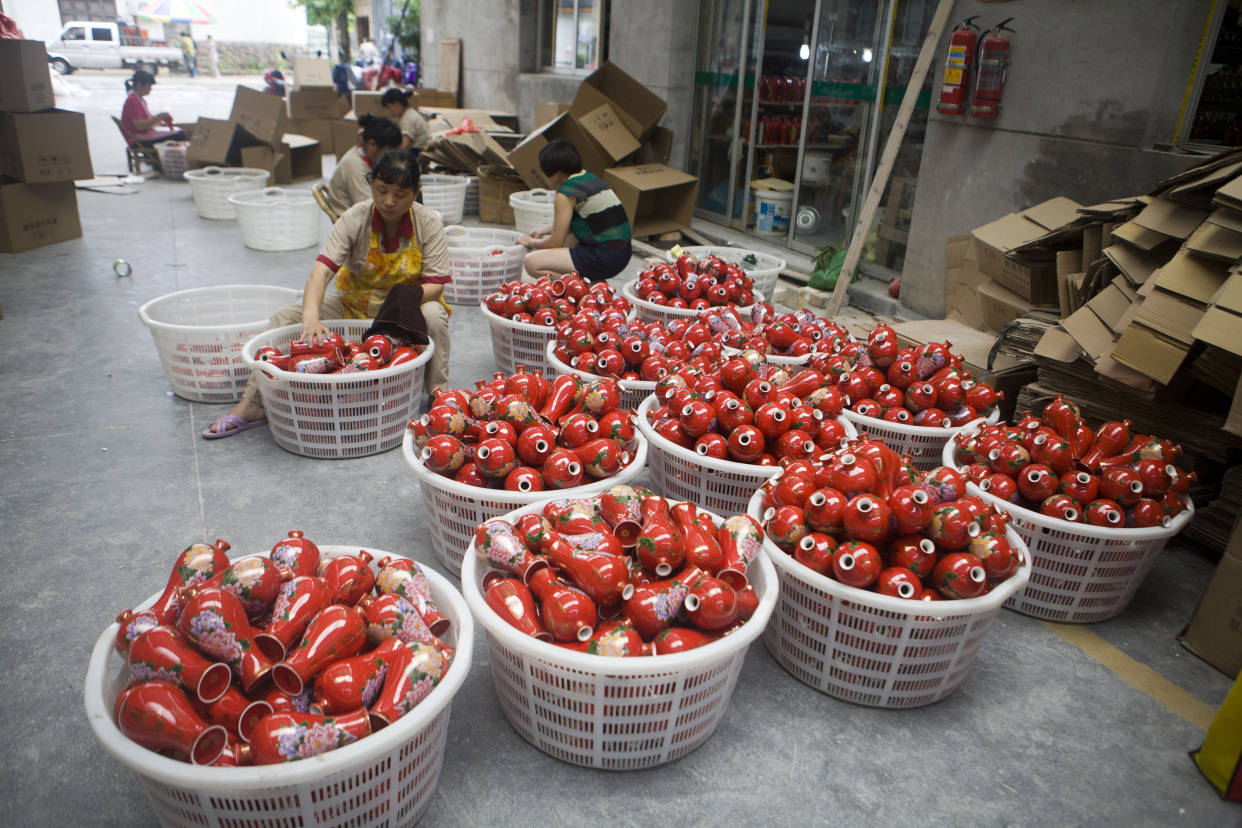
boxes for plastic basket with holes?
[636,395,857,516]
[509,189,556,235]
[242,320,433,458]
[84,544,472,828]
[745,489,1031,708]
[401,429,648,577]
[840,408,1000,472]
[545,341,653,412]
[621,280,764,325]
[420,175,468,225]
[460,498,777,770]
[723,344,811,367]
[139,284,301,403]
[442,226,526,305]
[666,246,786,302]
[480,302,559,374]
[228,188,321,252]
[184,167,271,220]
[154,141,190,181]
[941,431,1194,624]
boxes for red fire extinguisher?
[935,16,979,116]
[970,18,1014,119]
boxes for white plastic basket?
[139,285,301,403]
[228,188,321,252]
[636,395,856,516]
[242,320,433,459]
[840,407,1000,472]
[942,432,1194,624]
[401,429,649,577]
[509,189,556,236]
[481,301,558,374]
[441,226,526,305]
[666,246,786,302]
[420,175,468,226]
[722,344,811,367]
[155,141,190,181]
[621,280,763,325]
[84,545,472,828]
[461,499,777,770]
[746,490,1031,708]
[545,341,654,412]
[184,167,271,220]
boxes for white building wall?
[5,0,68,42]
[112,0,310,45]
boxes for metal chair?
[111,116,161,175]
[313,183,340,223]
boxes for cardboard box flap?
[1103,242,1164,286]
[1155,148,1242,192]
[1186,221,1242,261]
[571,101,642,162]
[1079,198,1144,217]
[602,163,697,237]
[1154,249,1228,304]
[1133,196,1210,239]
[972,212,1048,255]
[1024,196,1085,231]
[1135,290,1207,344]
[1111,323,1190,384]
[1207,206,1242,234]
[1213,173,1242,209]
[1061,306,1116,361]
[1035,326,1083,362]
[1112,220,1174,251]
[430,109,514,133]
[1214,272,1242,313]
[1095,354,1160,391]
[506,112,610,188]
[1113,275,1138,302]
[1192,307,1242,356]
[1087,284,1133,334]
[1169,159,1242,205]
[231,85,287,147]
[1179,511,1242,678]
[946,234,970,270]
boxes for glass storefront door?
[688,0,935,274]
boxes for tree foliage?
[292,0,354,28]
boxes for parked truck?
[46,21,184,75]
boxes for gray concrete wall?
[420,0,699,170]
[900,0,1212,317]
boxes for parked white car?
[46,21,184,75]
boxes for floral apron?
[334,209,451,319]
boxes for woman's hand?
[301,318,331,346]
[518,234,533,248]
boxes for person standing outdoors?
[179,32,197,77]
[205,34,220,78]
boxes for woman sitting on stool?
[120,69,185,146]
[519,139,633,282]
[203,150,453,439]
[324,114,403,215]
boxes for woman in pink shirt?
[120,69,185,146]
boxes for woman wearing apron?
[203,149,452,439]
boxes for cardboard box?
[332,119,359,158]
[1111,323,1190,384]
[288,119,335,155]
[239,135,318,186]
[0,110,94,183]
[186,117,266,166]
[0,40,54,113]
[977,278,1037,332]
[507,113,611,188]
[573,61,666,139]
[634,126,674,165]
[287,87,341,121]
[291,57,333,90]
[947,235,987,329]
[535,101,572,128]
[412,89,458,109]
[0,179,81,253]
[1061,306,1116,362]
[1192,307,1242,356]
[970,199,1081,304]
[570,100,641,164]
[352,91,388,121]
[1180,516,1242,678]
[231,86,288,147]
[602,163,698,237]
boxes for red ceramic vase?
[115,681,228,765]
[249,709,372,765]
[272,604,367,696]
[127,625,232,704]
[177,586,274,692]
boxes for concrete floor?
[0,72,1237,827]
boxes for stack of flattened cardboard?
[505,62,695,236]
[0,39,90,253]
[286,57,356,160]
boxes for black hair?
[127,69,155,93]
[538,139,582,177]
[380,88,411,108]
[357,114,403,149]
[369,149,422,191]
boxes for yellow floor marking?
[1041,621,1217,731]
